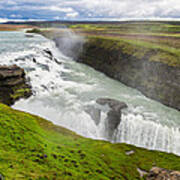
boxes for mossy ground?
[11,86,31,101]
[0,84,32,106]
[0,104,180,180]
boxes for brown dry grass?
[74,30,180,49]
[0,24,35,31]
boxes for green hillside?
[0,103,180,180]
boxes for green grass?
[11,88,31,100]
[26,28,42,34]
[69,22,180,34]
[0,103,180,179]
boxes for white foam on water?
[1,31,180,155]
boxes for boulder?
[44,49,53,58]
[146,167,180,180]
[0,65,24,80]
[0,65,32,106]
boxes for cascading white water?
[0,31,180,155]
[113,107,180,155]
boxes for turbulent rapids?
[1,31,180,155]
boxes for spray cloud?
[52,26,85,60]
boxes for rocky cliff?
[0,65,32,105]
[77,37,180,111]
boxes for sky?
[0,0,180,22]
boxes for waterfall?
[114,109,180,155]
[1,31,180,156]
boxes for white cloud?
[65,0,180,18]
[6,0,17,5]
[41,6,74,13]
[0,18,9,23]
[65,0,179,18]
[0,0,180,20]
[66,12,79,18]
[10,14,22,18]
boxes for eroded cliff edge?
[0,65,32,105]
[77,36,180,111]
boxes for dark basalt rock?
[44,49,53,57]
[0,65,32,106]
[85,98,127,140]
[96,98,128,113]
[0,65,25,80]
[96,98,128,139]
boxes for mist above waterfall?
[52,27,85,60]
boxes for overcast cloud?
[0,0,179,22]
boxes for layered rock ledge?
[0,65,32,105]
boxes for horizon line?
[1,17,180,24]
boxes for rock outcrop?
[0,65,32,106]
[96,98,128,139]
[85,98,127,139]
[146,167,180,180]
[96,98,128,112]
[78,37,180,111]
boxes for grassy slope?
[69,22,180,36]
[0,103,180,180]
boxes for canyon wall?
[77,37,180,110]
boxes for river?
[0,31,180,155]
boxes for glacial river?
[0,31,180,155]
